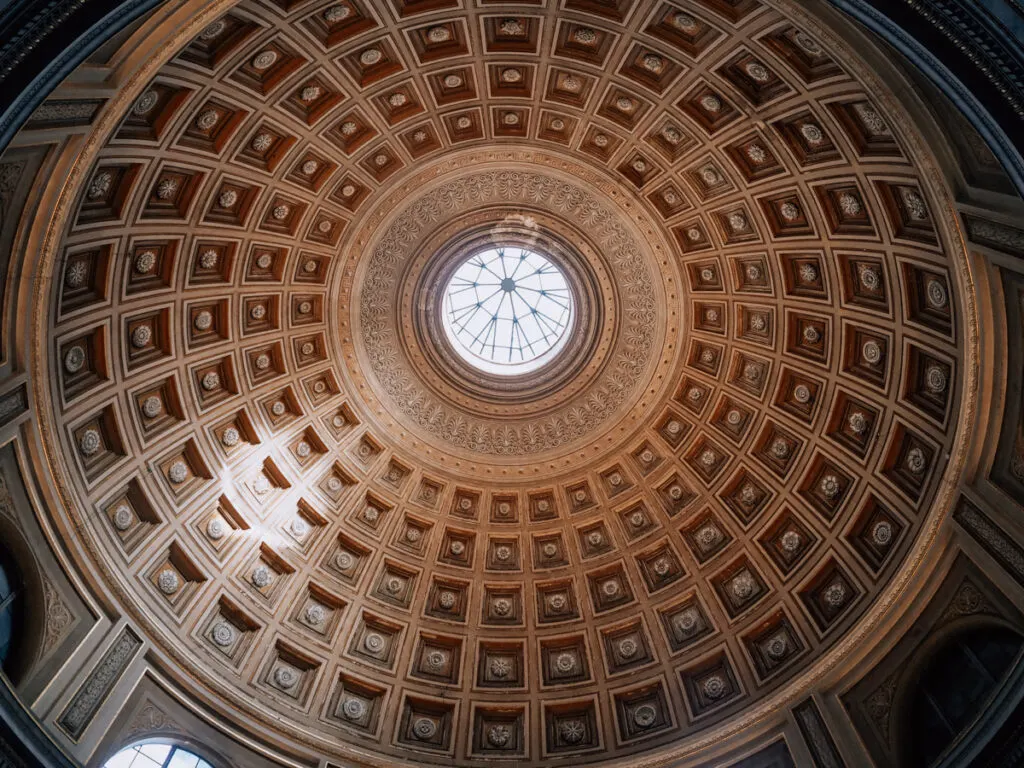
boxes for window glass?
[104,744,211,768]
[0,562,15,665]
[441,246,573,375]
[906,626,1023,767]
[167,751,200,768]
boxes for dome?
[5,0,1024,767]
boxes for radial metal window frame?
[441,246,574,375]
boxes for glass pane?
[137,744,172,765]
[442,246,573,375]
[167,748,201,768]
[0,610,12,665]
[969,627,1022,680]
[102,750,138,768]
[0,564,11,599]
[103,744,172,768]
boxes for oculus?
[441,246,572,375]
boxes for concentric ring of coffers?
[36,0,969,764]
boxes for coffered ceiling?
[32,0,972,764]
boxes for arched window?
[903,625,1023,767]
[0,551,21,668]
[103,744,215,768]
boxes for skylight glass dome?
[441,246,573,375]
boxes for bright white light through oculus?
[442,246,573,375]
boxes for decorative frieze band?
[965,215,1024,258]
[793,697,846,768]
[57,628,140,740]
[954,495,1024,586]
[0,387,28,431]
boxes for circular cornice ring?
[341,152,678,463]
